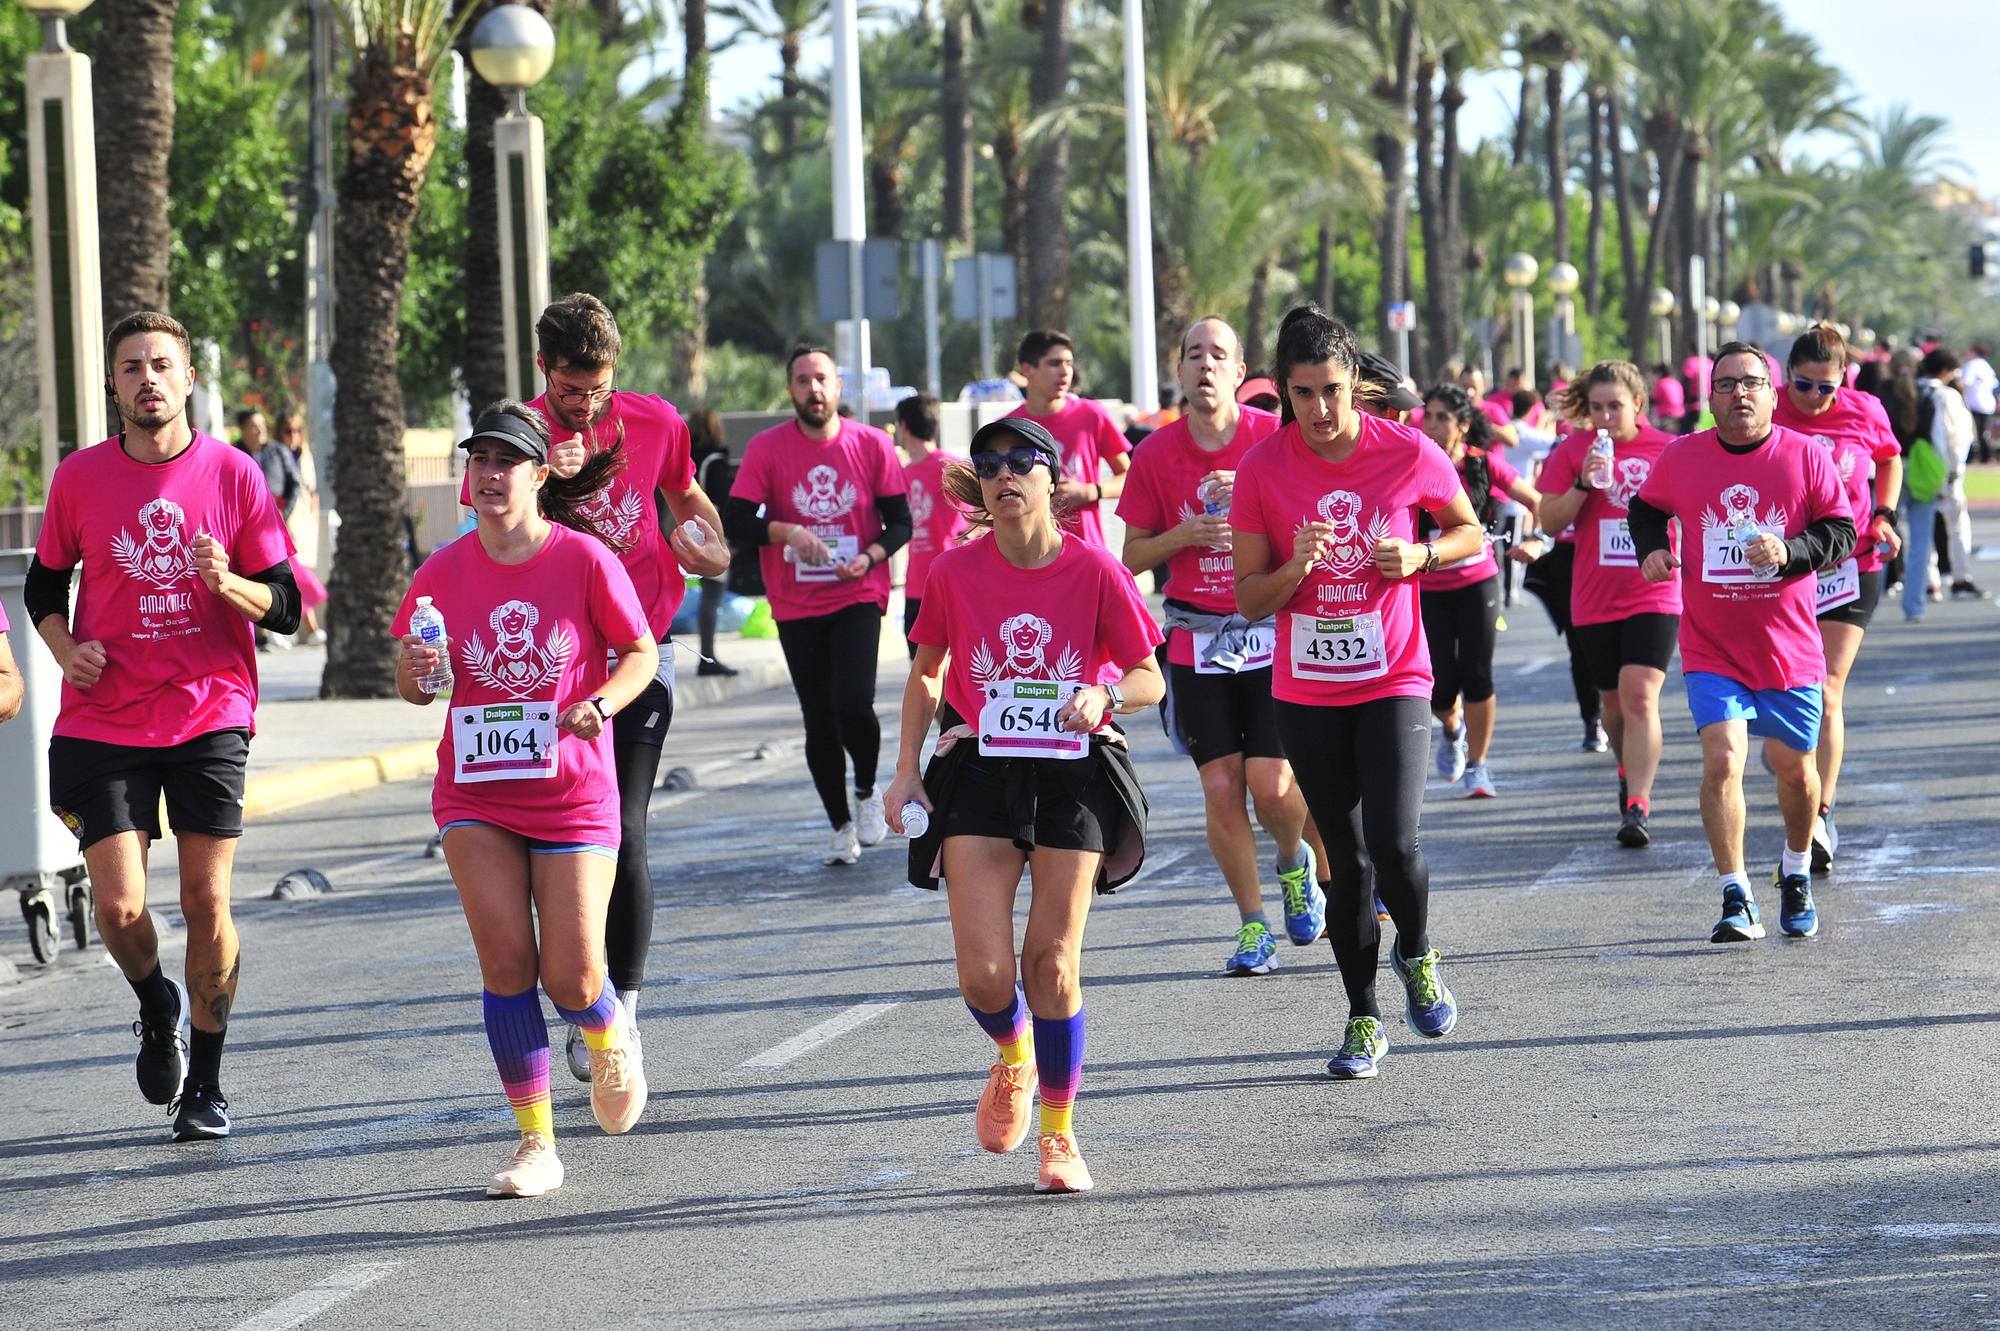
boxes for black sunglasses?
[1790,377,1837,398]
[970,446,1053,480]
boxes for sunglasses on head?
[1791,377,1837,398]
[970,446,1053,480]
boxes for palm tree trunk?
[325,39,439,698]
[1439,53,1466,373]
[995,128,1027,281]
[1673,135,1706,360]
[780,36,802,157]
[1415,59,1443,379]
[1608,94,1640,350]
[941,4,973,248]
[1633,123,1684,358]
[1152,227,1187,389]
[1244,256,1272,377]
[1511,66,1534,168]
[1025,0,1070,329]
[673,0,711,398]
[1583,87,1607,318]
[1545,61,1569,265]
[1315,218,1336,313]
[1374,6,1418,353]
[869,155,906,238]
[94,0,178,329]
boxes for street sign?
[815,239,901,324]
[952,254,1018,322]
[1386,300,1417,332]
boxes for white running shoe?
[487,1130,563,1198]
[565,1023,590,1081]
[1463,762,1497,798]
[855,790,888,846]
[1435,724,1467,784]
[824,822,861,866]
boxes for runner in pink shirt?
[457,295,732,1087]
[1630,342,1855,945]
[1118,315,1332,976]
[886,416,1163,1195]
[396,402,659,1198]
[723,345,912,866]
[24,312,299,1142]
[894,391,968,654]
[1233,306,1484,1081]
[1534,360,1682,847]
[1650,364,1687,430]
[1771,323,1904,874]
[1006,329,1131,548]
[1415,384,1542,799]
[0,599,19,722]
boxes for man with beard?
[724,345,912,865]
[460,293,731,1085]
[1630,343,1854,945]
[25,311,300,1140]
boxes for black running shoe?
[1617,802,1650,848]
[134,980,190,1106]
[697,659,739,677]
[171,1082,231,1140]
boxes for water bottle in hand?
[900,802,930,837]
[1587,430,1615,488]
[1199,476,1229,518]
[410,595,453,695]
[681,519,707,546]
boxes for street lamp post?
[1547,261,1579,378]
[1503,252,1538,390]
[470,5,556,404]
[19,0,104,486]
[1648,287,1677,367]
[828,0,869,413]
[1718,299,1741,344]
[1701,295,1720,362]
[1121,0,1157,415]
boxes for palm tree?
[676,0,715,397]
[862,25,938,238]
[1023,0,1070,329]
[95,0,179,329]
[1329,0,1417,353]
[715,0,844,158]
[322,0,474,697]
[940,0,974,247]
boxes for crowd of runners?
[9,286,1963,1198]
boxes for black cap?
[459,411,550,463]
[970,417,1063,475]
[1354,351,1423,410]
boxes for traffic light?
[1973,244,1988,279]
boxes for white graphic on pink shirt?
[1314,489,1391,578]
[1703,482,1788,536]
[909,479,934,529]
[112,498,197,591]
[461,598,575,698]
[968,612,1085,686]
[1607,457,1652,510]
[792,464,858,523]
[577,484,645,545]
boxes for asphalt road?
[2,572,1997,1330]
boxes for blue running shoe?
[1435,724,1467,783]
[1374,891,1390,922]
[1775,867,1819,938]
[1223,919,1279,976]
[1710,883,1765,943]
[1388,946,1459,1037]
[1325,1016,1388,1079]
[1277,844,1326,945]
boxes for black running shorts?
[48,728,251,849]
[1815,568,1882,630]
[1571,612,1680,692]
[941,753,1119,855]
[1167,660,1285,767]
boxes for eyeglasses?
[551,384,614,407]
[970,446,1051,480]
[1790,377,1838,398]
[1711,376,1770,396]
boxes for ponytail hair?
[478,399,634,553]
[1788,321,1850,372]
[1557,359,1647,421]
[1270,303,1386,423]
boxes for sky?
[702,0,2000,207]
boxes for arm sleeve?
[23,556,74,628]
[244,560,302,635]
[873,493,913,557]
[722,495,769,548]
[1781,515,1857,577]
[1628,496,1674,560]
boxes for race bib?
[1289,610,1387,682]
[977,678,1088,759]
[794,529,860,583]
[453,699,558,784]
[1815,558,1860,614]
[1599,517,1638,568]
[1702,522,1778,584]
[1192,619,1275,675]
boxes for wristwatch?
[1102,681,1125,714]
[587,696,611,721]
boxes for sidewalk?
[239,596,915,821]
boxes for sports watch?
[1102,681,1125,714]
[587,696,611,721]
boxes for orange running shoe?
[1034,1131,1094,1193]
[974,1060,1038,1153]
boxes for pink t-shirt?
[1634,426,1847,691]
[457,392,696,640]
[393,522,648,847]
[1419,447,1519,593]
[731,418,907,622]
[1681,355,1714,402]
[902,448,970,600]
[1232,416,1462,707]
[1772,388,1901,574]
[1479,394,1515,432]
[36,433,295,746]
[909,532,1162,728]
[1536,425,1683,625]
[1006,396,1131,548]
[1651,377,1686,425]
[1115,406,1281,666]
[0,599,9,633]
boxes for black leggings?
[606,673,674,991]
[1277,697,1432,1020]
[1540,542,1601,727]
[776,602,884,827]
[1420,576,1500,710]
[697,577,724,659]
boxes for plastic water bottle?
[410,596,453,695]
[1587,430,1615,488]
[681,519,706,546]
[1199,476,1229,518]
[899,802,930,837]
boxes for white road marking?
[1515,655,1559,676]
[227,1262,402,1331]
[735,1001,900,1070]
[1874,1223,2000,1239]
[1120,848,1190,887]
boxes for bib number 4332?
[1290,610,1387,681]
